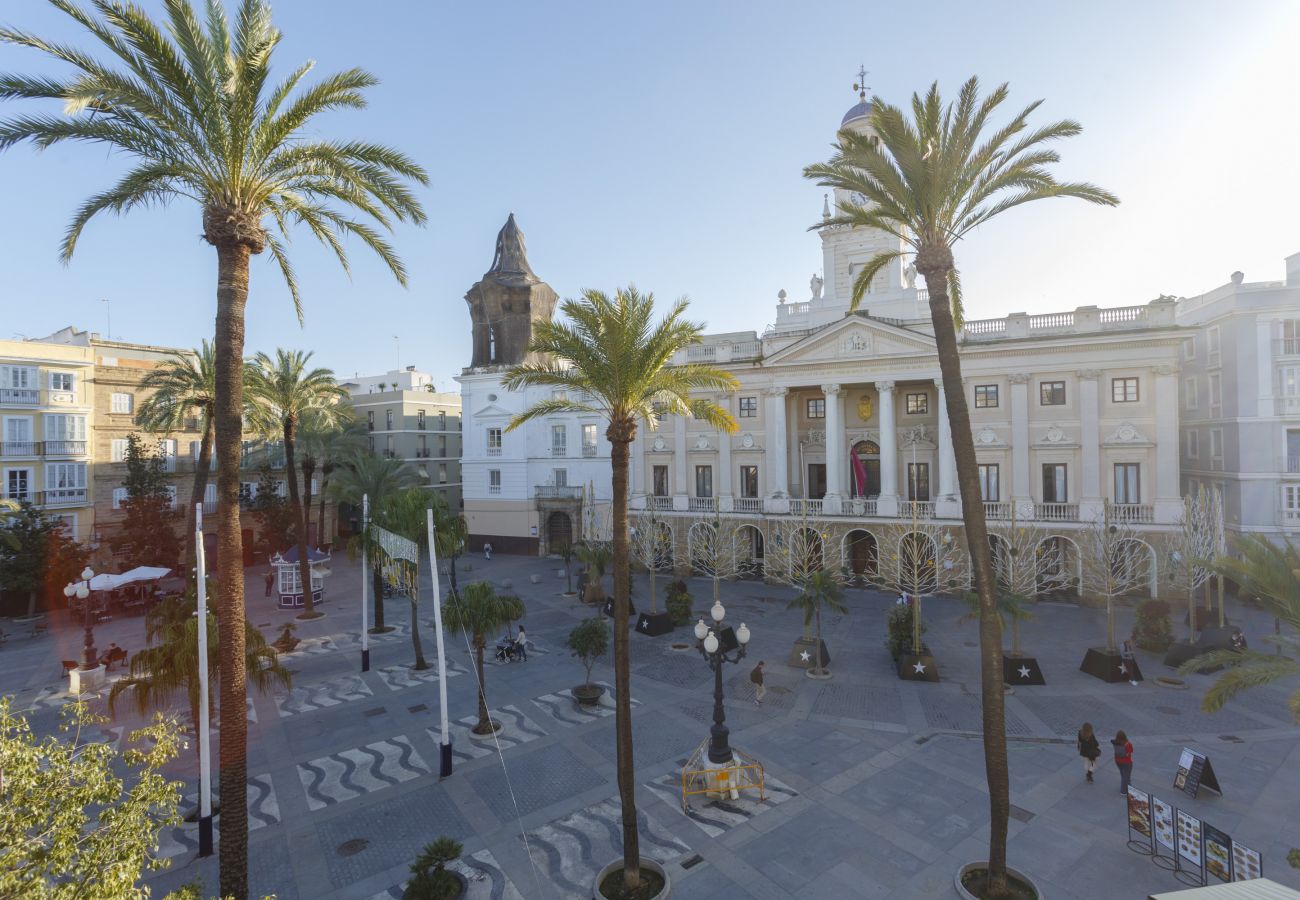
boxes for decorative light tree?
[980,513,1060,685]
[765,515,841,669]
[1164,486,1226,667]
[1078,504,1153,682]
[629,510,673,615]
[870,521,965,682]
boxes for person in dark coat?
[1112,729,1134,795]
[1077,721,1101,783]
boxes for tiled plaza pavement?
[3,554,1299,898]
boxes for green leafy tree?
[246,350,348,618]
[804,78,1116,896]
[0,2,428,891]
[567,616,609,693]
[296,409,365,550]
[503,286,737,891]
[788,570,849,677]
[249,465,295,557]
[0,698,185,898]
[329,452,419,632]
[432,501,468,601]
[114,434,181,568]
[108,590,290,762]
[0,502,88,618]
[442,581,525,735]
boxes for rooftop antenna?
[99,298,111,341]
[853,65,869,101]
[393,335,400,372]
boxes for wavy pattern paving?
[374,660,468,691]
[439,705,547,762]
[644,771,799,838]
[275,673,373,718]
[366,849,523,900]
[297,735,429,811]
[155,774,280,860]
[529,681,640,728]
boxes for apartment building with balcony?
[0,337,95,542]
[341,367,464,514]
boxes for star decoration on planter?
[1018,665,1031,679]
[640,617,649,629]
[799,650,811,662]
[1118,663,1128,675]
[913,661,927,674]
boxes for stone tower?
[464,214,558,368]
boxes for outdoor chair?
[102,647,128,671]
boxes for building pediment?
[473,403,513,420]
[763,316,934,366]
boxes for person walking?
[264,570,274,598]
[515,626,527,661]
[483,542,493,560]
[1077,722,1101,783]
[750,660,766,706]
[1112,729,1134,795]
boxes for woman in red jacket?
[1111,730,1134,795]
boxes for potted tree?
[442,582,525,735]
[576,541,612,605]
[404,836,465,900]
[567,617,609,705]
[788,570,848,680]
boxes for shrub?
[1133,599,1173,652]
[666,580,693,626]
[405,836,463,900]
[886,602,925,658]
[566,617,608,690]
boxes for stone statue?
[810,273,824,301]
[903,260,918,290]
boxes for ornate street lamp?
[694,599,752,765]
[63,566,97,670]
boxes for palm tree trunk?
[920,257,1010,895]
[186,413,215,582]
[410,597,428,670]
[211,238,252,900]
[474,636,490,732]
[609,427,641,889]
[317,464,332,549]
[284,418,317,618]
[371,561,387,631]
[301,458,316,546]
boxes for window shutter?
[112,487,128,510]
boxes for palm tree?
[432,501,468,600]
[375,486,443,670]
[329,452,419,632]
[803,78,1117,894]
[441,581,524,734]
[0,4,427,893]
[108,591,290,764]
[503,286,737,891]
[246,350,348,619]
[1180,535,1300,722]
[575,541,612,604]
[297,411,364,551]
[788,570,848,678]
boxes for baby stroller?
[494,637,523,663]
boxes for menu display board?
[1126,786,1152,838]
[1176,809,1203,867]
[1231,842,1262,881]
[1152,797,1175,853]
[1173,747,1222,798]
[1204,823,1232,883]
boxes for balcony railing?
[202,499,218,514]
[0,441,40,457]
[900,500,934,519]
[983,501,1012,520]
[1110,503,1154,524]
[1277,396,1300,416]
[1275,337,1300,357]
[416,449,431,458]
[486,447,501,456]
[789,498,823,516]
[1282,506,1300,525]
[0,388,40,405]
[535,485,582,499]
[688,497,716,512]
[1035,502,1079,522]
[1284,455,1300,474]
[734,497,762,514]
[646,495,673,511]
[582,445,598,457]
[840,498,878,517]
[45,440,88,457]
[39,488,89,507]
[551,446,566,457]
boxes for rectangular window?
[551,389,568,402]
[1209,428,1223,460]
[439,411,446,428]
[907,462,930,501]
[386,409,394,430]
[1114,463,1140,504]
[486,427,502,451]
[111,392,133,414]
[439,436,447,456]
[977,464,1000,501]
[385,435,395,457]
[1284,484,1300,513]
[582,423,598,456]
[1185,430,1199,459]
[1042,463,1068,503]
[653,465,669,497]
[1184,377,1199,410]
[553,468,568,487]
[1039,381,1066,406]
[1,366,35,389]
[418,435,428,456]
[695,465,713,498]
[488,469,501,493]
[437,463,448,483]
[204,483,217,505]
[417,410,426,430]
[1111,377,1139,403]
[1207,326,1221,364]
[112,487,128,510]
[5,469,31,501]
[165,485,178,510]
[239,481,258,504]
[806,398,825,419]
[44,415,87,442]
[740,465,759,498]
[974,385,999,408]
[551,424,567,455]
[738,396,758,418]
[110,438,129,462]
[367,410,375,431]
[1182,336,1196,360]
[45,462,87,491]
[50,372,74,392]
[905,392,929,415]
[1208,373,1222,413]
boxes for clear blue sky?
[2,1,1297,390]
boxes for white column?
[1077,369,1102,520]
[877,381,898,514]
[631,426,644,497]
[1153,365,1182,522]
[1009,374,1031,508]
[765,387,789,499]
[1257,318,1275,416]
[822,384,844,508]
[935,378,956,501]
[717,394,733,511]
[673,415,688,510]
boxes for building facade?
[341,368,464,513]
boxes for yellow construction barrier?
[680,738,766,812]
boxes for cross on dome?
[854,64,870,101]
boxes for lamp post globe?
[694,619,709,641]
[704,631,719,654]
[710,600,725,623]
[695,603,751,765]
[736,623,751,645]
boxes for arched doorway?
[546,511,572,553]
[735,525,764,578]
[688,522,717,574]
[1037,535,1081,598]
[898,531,938,595]
[844,529,878,579]
[850,440,881,498]
[1115,538,1157,598]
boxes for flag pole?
[361,494,370,672]
[426,507,453,776]
[194,503,213,857]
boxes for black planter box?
[789,636,829,669]
[635,611,674,637]
[898,649,939,682]
[602,597,636,620]
[1080,646,1142,683]
[1003,654,1046,686]
[1183,606,1220,631]
[1163,641,1203,669]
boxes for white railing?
[551,446,566,457]
[963,318,1007,336]
[1035,502,1079,522]
[535,486,582,499]
[0,388,40,405]
[1,441,40,457]
[1276,396,1300,416]
[1110,503,1154,524]
[900,500,935,519]
[1099,305,1148,326]
[983,501,1012,520]
[731,341,763,360]
[582,445,598,457]
[1275,338,1300,357]
[486,447,501,456]
[789,498,824,516]
[1029,311,1075,331]
[688,497,716,512]
[1282,506,1300,525]
[1284,455,1300,474]
[42,488,87,507]
[646,495,674,511]
[733,497,762,513]
[687,345,716,362]
[777,301,811,319]
[840,498,878,517]
[44,440,88,457]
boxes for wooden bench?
[102,647,128,671]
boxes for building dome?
[841,99,873,127]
